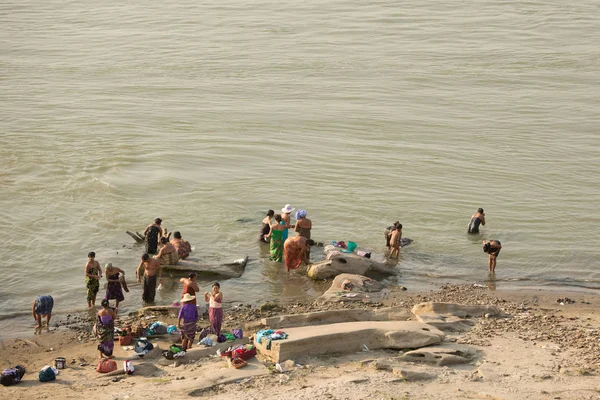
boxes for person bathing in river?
[483,240,502,273]
[259,209,275,243]
[295,209,312,261]
[204,283,223,335]
[136,253,163,303]
[384,221,401,249]
[389,224,403,259]
[171,231,192,260]
[284,236,314,272]
[468,208,486,234]
[144,218,164,255]
[180,272,199,305]
[280,204,295,243]
[32,295,53,329]
[156,236,178,265]
[104,262,125,312]
[266,214,286,262]
[85,251,102,308]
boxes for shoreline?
[1,279,599,340]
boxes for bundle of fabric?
[96,359,117,374]
[134,338,154,358]
[39,366,58,382]
[232,329,243,339]
[1,365,26,386]
[123,360,134,375]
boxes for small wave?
[92,177,113,188]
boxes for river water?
[1,0,599,337]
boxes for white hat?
[281,204,295,213]
[181,293,196,303]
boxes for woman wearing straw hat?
[178,293,198,350]
[280,204,295,243]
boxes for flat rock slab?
[185,358,268,396]
[254,321,444,363]
[307,253,397,280]
[412,302,500,318]
[399,343,478,366]
[393,367,437,381]
[415,314,476,332]
[261,306,410,329]
[163,256,248,279]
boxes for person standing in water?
[284,236,314,272]
[389,224,403,259]
[104,262,125,312]
[482,240,502,273]
[384,221,400,249]
[180,272,199,305]
[204,283,223,335]
[280,204,295,243]
[295,209,312,260]
[85,251,102,308]
[266,214,286,262]
[468,208,486,234]
[259,209,275,243]
[144,218,164,255]
[136,253,163,303]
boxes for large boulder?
[319,273,385,302]
[307,253,397,280]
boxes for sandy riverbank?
[1,284,599,400]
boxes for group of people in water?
[260,204,315,272]
[29,207,502,357]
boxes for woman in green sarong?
[85,252,102,308]
[266,214,286,262]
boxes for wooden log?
[126,231,145,243]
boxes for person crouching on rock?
[136,253,162,303]
[171,231,192,260]
[156,237,178,265]
[482,240,502,273]
[178,293,198,350]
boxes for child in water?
[389,224,403,259]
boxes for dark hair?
[307,239,315,246]
[483,242,491,253]
[160,237,168,244]
[142,253,150,261]
[397,223,403,229]
[212,282,220,288]
[478,208,484,213]
[173,231,182,239]
[155,218,162,224]
[188,272,197,279]
[275,214,282,222]
[101,299,109,308]
[393,221,400,227]
[267,209,274,217]
[88,251,95,258]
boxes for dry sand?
[1,285,599,400]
